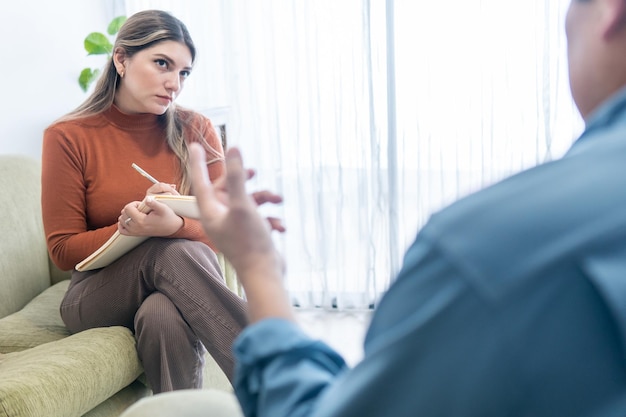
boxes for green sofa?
[0,154,232,417]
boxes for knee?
[151,239,221,276]
[156,239,217,263]
[135,292,184,336]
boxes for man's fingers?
[224,147,251,206]
[189,143,214,212]
[252,190,284,205]
[267,217,286,233]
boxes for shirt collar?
[574,86,626,148]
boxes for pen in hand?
[131,163,179,197]
[132,163,160,184]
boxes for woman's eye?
[180,70,191,79]
[155,59,168,68]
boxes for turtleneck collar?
[103,104,163,131]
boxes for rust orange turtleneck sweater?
[42,105,224,271]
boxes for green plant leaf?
[84,32,113,55]
[107,16,127,35]
[78,16,125,92]
[78,68,101,92]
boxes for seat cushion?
[0,326,143,417]
[0,280,70,353]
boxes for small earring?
[119,71,125,78]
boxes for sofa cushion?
[0,280,70,353]
[0,155,52,319]
[0,326,143,417]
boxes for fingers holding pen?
[147,182,179,196]
[131,162,179,196]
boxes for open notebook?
[75,195,200,271]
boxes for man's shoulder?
[431,137,626,237]
[421,144,626,298]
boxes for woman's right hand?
[147,182,180,196]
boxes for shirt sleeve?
[233,319,348,417]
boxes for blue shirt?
[232,87,626,417]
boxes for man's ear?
[604,0,626,39]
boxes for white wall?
[0,1,124,159]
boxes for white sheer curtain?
[125,0,583,310]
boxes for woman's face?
[114,40,193,115]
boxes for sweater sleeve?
[41,126,118,271]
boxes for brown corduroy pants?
[60,238,248,394]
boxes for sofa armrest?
[0,326,143,417]
[0,281,70,353]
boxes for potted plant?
[78,16,126,92]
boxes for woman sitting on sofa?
[41,9,281,394]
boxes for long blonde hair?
[59,10,221,194]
